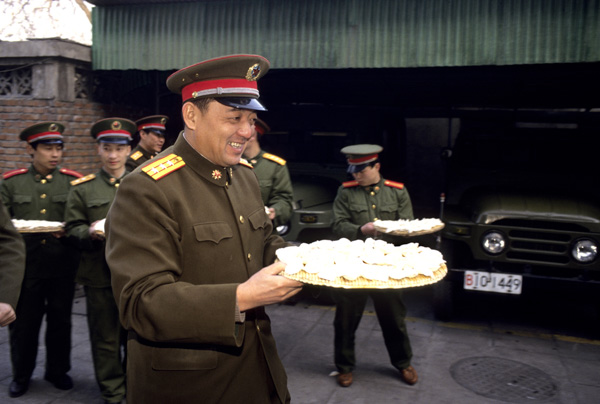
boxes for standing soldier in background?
[331,144,418,389]
[0,203,25,328]
[65,118,135,404]
[125,114,168,171]
[0,122,82,398]
[242,118,294,229]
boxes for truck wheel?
[433,280,455,321]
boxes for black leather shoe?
[44,373,73,390]
[9,380,29,398]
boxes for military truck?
[433,116,600,320]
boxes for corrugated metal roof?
[92,0,600,70]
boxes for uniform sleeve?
[0,180,13,214]
[0,203,25,308]
[64,186,95,250]
[396,186,414,220]
[105,173,244,346]
[332,186,362,240]
[267,164,294,227]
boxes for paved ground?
[1,285,599,404]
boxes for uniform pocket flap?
[13,194,32,204]
[51,193,68,203]
[248,209,267,230]
[151,347,218,370]
[85,198,111,208]
[193,222,233,244]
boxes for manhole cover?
[450,356,557,403]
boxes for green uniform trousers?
[9,276,75,383]
[333,289,413,374]
[84,286,126,403]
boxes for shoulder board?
[342,180,359,188]
[2,168,28,180]
[130,151,144,161]
[60,168,83,178]
[384,180,404,189]
[71,173,96,186]
[238,158,253,169]
[142,153,186,180]
[262,153,286,166]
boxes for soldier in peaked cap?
[0,122,83,398]
[331,144,418,388]
[105,55,302,404]
[126,114,169,171]
[243,117,294,229]
[65,117,135,404]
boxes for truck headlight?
[481,231,506,255]
[571,239,598,263]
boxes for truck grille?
[491,219,590,266]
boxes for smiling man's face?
[186,100,257,167]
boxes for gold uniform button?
[256,324,261,332]
[40,209,47,214]
[239,216,244,224]
[370,191,375,196]
[115,183,119,188]
[372,204,376,209]
[41,179,47,184]
[41,239,46,245]
[247,253,252,261]
[374,217,379,221]
[40,194,47,199]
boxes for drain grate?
[450,356,557,403]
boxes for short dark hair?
[190,97,215,113]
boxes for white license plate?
[464,271,523,294]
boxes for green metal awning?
[91,0,600,71]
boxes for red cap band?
[348,154,379,165]
[27,131,62,143]
[181,78,259,102]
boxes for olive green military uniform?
[332,176,415,374]
[0,203,25,309]
[0,165,81,385]
[126,144,154,172]
[105,134,291,403]
[65,169,127,403]
[248,150,294,227]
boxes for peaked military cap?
[166,54,270,111]
[91,118,136,145]
[254,118,270,136]
[341,144,383,174]
[136,115,169,136]
[19,122,65,144]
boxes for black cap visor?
[217,97,267,112]
[347,163,369,174]
[98,137,131,145]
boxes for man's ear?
[182,102,197,130]
[25,143,34,156]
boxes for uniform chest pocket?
[51,193,68,204]
[378,202,400,220]
[85,198,111,209]
[248,208,268,230]
[13,194,32,205]
[193,222,233,244]
[348,204,368,214]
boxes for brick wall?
[0,98,148,176]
